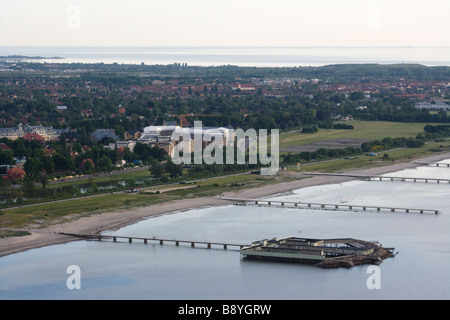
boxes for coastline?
[1,151,450,259]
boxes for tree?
[24,157,43,178]
[114,125,125,139]
[5,167,26,181]
[164,159,183,178]
[0,149,14,165]
[98,155,112,171]
[40,175,49,189]
[80,158,95,173]
[406,139,425,148]
[149,159,165,179]
[41,156,54,175]
[53,153,75,171]
[349,91,365,101]
[22,177,36,195]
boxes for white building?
[138,125,235,158]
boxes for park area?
[279,121,436,152]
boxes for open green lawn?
[280,121,440,148]
[289,140,450,173]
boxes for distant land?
[0,55,64,60]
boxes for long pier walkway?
[302,172,450,184]
[59,232,248,250]
[220,197,441,215]
[415,162,450,168]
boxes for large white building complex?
[138,125,235,157]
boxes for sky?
[0,0,449,47]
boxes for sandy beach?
[1,151,450,258]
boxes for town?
[1,61,450,206]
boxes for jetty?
[415,162,450,168]
[58,233,395,269]
[220,197,441,214]
[59,232,247,250]
[302,172,450,184]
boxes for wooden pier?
[220,197,441,215]
[415,162,450,168]
[59,232,247,250]
[302,172,450,184]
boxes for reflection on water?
[0,161,449,299]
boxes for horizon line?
[1,45,450,49]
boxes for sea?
[0,160,449,300]
[0,46,450,67]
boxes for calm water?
[1,161,450,300]
[1,46,450,67]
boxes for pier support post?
[129,238,132,243]
[160,240,163,245]
[207,243,211,249]
[191,242,195,248]
[113,237,116,242]
[224,244,227,250]
[377,208,380,211]
[144,239,147,244]
[175,241,179,246]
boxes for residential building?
[91,129,119,141]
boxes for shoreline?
[1,151,450,258]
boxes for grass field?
[289,140,450,173]
[280,121,437,149]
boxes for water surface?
[1,161,449,300]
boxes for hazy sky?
[1,0,449,47]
